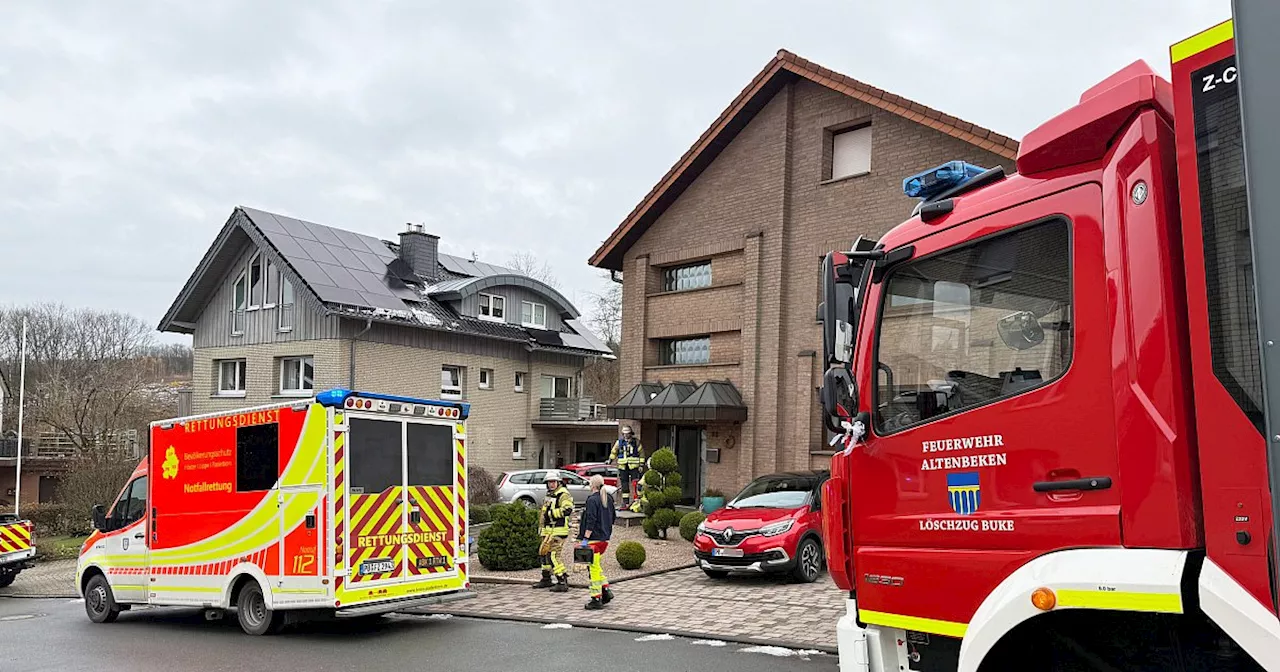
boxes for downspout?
[349,318,372,389]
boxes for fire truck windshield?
[873,218,1073,434]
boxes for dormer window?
[521,301,547,329]
[479,293,505,322]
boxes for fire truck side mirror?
[821,366,858,433]
[91,505,108,532]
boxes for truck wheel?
[84,574,121,624]
[236,582,283,636]
[791,538,823,584]
[0,569,16,589]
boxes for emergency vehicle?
[0,515,35,588]
[817,12,1280,672]
[77,389,474,635]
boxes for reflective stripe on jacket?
[609,438,643,469]
[540,486,574,536]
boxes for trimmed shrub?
[476,501,541,571]
[642,469,664,487]
[648,447,678,474]
[679,511,706,542]
[23,503,88,537]
[616,540,646,570]
[652,507,682,532]
[469,466,500,506]
[664,472,682,489]
[468,504,492,525]
[662,485,684,504]
[642,517,661,539]
[644,490,667,510]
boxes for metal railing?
[0,439,33,459]
[538,397,607,421]
[0,433,140,460]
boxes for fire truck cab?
[77,389,474,635]
[819,17,1280,672]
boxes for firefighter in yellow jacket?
[532,472,575,592]
[609,425,644,511]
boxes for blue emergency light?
[903,161,988,200]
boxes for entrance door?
[345,416,409,587]
[659,425,703,502]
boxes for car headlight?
[696,521,708,533]
[759,520,795,537]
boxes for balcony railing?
[0,439,33,459]
[538,396,608,421]
[0,433,140,460]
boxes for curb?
[401,611,836,655]
[0,592,78,599]
[470,562,696,588]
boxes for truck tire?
[236,582,283,636]
[0,569,17,589]
[84,574,121,624]
[790,537,823,583]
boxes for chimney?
[398,223,439,282]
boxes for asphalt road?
[0,598,836,672]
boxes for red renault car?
[693,471,828,583]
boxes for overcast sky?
[0,1,1231,342]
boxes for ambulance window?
[874,219,1072,433]
[115,476,148,525]
[236,423,280,492]
[406,422,453,486]
[349,418,403,495]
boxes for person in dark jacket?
[577,475,616,610]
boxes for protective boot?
[601,587,613,605]
[531,571,554,589]
[584,597,603,610]
[550,575,569,593]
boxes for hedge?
[679,511,706,542]
[468,504,492,525]
[476,501,541,571]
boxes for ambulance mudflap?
[76,389,474,635]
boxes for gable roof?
[159,207,613,358]
[588,49,1020,270]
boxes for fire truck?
[77,389,474,635]
[0,515,35,588]
[817,10,1280,672]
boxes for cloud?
[0,1,1232,335]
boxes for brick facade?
[601,64,1017,495]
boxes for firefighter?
[531,471,574,592]
[608,425,643,511]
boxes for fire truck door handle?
[1033,477,1112,492]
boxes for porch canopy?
[609,380,747,423]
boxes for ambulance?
[77,389,474,635]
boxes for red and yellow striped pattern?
[405,486,455,576]
[151,547,273,576]
[0,521,32,555]
[455,425,467,569]
[333,416,346,591]
[347,486,407,584]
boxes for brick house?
[159,207,617,475]
[589,50,1019,498]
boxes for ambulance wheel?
[84,574,120,624]
[236,582,283,635]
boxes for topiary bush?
[616,540,646,570]
[642,517,661,539]
[664,472,682,489]
[468,504,492,525]
[648,447,678,474]
[644,490,667,510]
[469,466,500,506]
[679,511,706,542]
[476,500,541,571]
[639,447,682,539]
[662,485,684,505]
[652,508,682,531]
[642,469,664,487]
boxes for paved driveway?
[415,567,845,651]
[0,559,77,598]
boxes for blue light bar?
[315,388,471,417]
[903,161,988,200]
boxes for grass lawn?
[35,535,88,561]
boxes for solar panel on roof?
[387,258,417,283]
[287,258,337,287]
[272,214,319,241]
[313,285,365,305]
[302,220,343,246]
[241,208,287,234]
[297,238,339,264]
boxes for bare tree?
[506,251,561,289]
[581,273,622,403]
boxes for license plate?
[359,559,396,575]
[712,548,744,557]
[416,556,450,570]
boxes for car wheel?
[791,537,823,583]
[236,581,283,635]
[702,569,730,580]
[518,497,537,508]
[84,574,121,624]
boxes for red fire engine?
[818,11,1280,672]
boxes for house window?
[217,359,247,396]
[662,337,711,365]
[663,262,712,292]
[232,271,247,336]
[521,301,547,329]
[441,366,463,400]
[278,272,295,332]
[829,124,872,180]
[479,369,493,389]
[541,375,573,399]
[263,260,277,308]
[512,438,525,459]
[248,252,264,309]
[515,372,527,393]
[280,356,314,395]
[479,294,505,321]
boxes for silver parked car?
[496,469,592,508]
